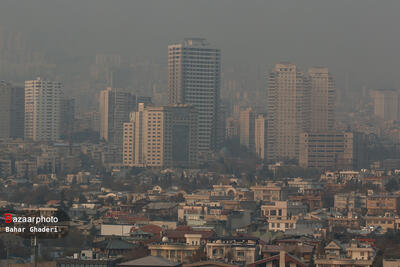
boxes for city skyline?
[1,2,400,266]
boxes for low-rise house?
[164,226,216,244]
[288,189,323,211]
[287,177,323,193]
[315,240,375,267]
[268,217,297,232]
[206,236,260,266]
[366,195,400,215]
[147,234,202,263]
[251,183,291,202]
[142,202,179,220]
[94,239,136,256]
[364,213,400,233]
[261,201,307,220]
[334,192,366,212]
[383,258,400,267]
[327,212,361,230]
[56,250,122,267]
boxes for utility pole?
[31,235,38,267]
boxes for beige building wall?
[123,104,198,168]
[308,67,336,132]
[299,132,356,170]
[143,106,166,167]
[267,63,311,162]
[255,114,268,161]
[122,121,135,166]
[371,89,400,121]
[239,107,255,152]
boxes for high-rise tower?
[99,87,136,145]
[168,38,221,152]
[0,81,24,139]
[308,67,336,132]
[24,77,62,141]
[266,63,311,161]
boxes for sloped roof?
[144,202,178,210]
[325,240,343,250]
[131,229,152,236]
[96,239,135,249]
[119,256,181,267]
[183,261,239,267]
[248,252,307,267]
[140,224,163,235]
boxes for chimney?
[280,251,286,267]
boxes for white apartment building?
[24,77,62,141]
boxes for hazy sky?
[1,0,400,89]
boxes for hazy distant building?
[255,114,268,161]
[239,108,255,151]
[99,87,136,145]
[0,159,12,178]
[0,81,24,139]
[136,96,152,108]
[216,103,227,147]
[299,132,360,170]
[24,77,62,141]
[308,67,336,131]
[225,117,239,139]
[91,54,121,85]
[123,104,198,168]
[60,98,75,140]
[74,111,100,133]
[371,89,400,121]
[266,63,311,162]
[168,38,221,152]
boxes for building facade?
[308,67,336,132]
[123,104,198,168]
[0,81,24,139]
[299,132,359,170]
[239,108,255,152]
[24,77,62,141]
[266,63,311,162]
[168,38,221,152]
[60,98,75,140]
[255,114,268,161]
[99,87,136,145]
[371,89,400,121]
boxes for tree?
[385,178,399,192]
[78,194,87,203]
